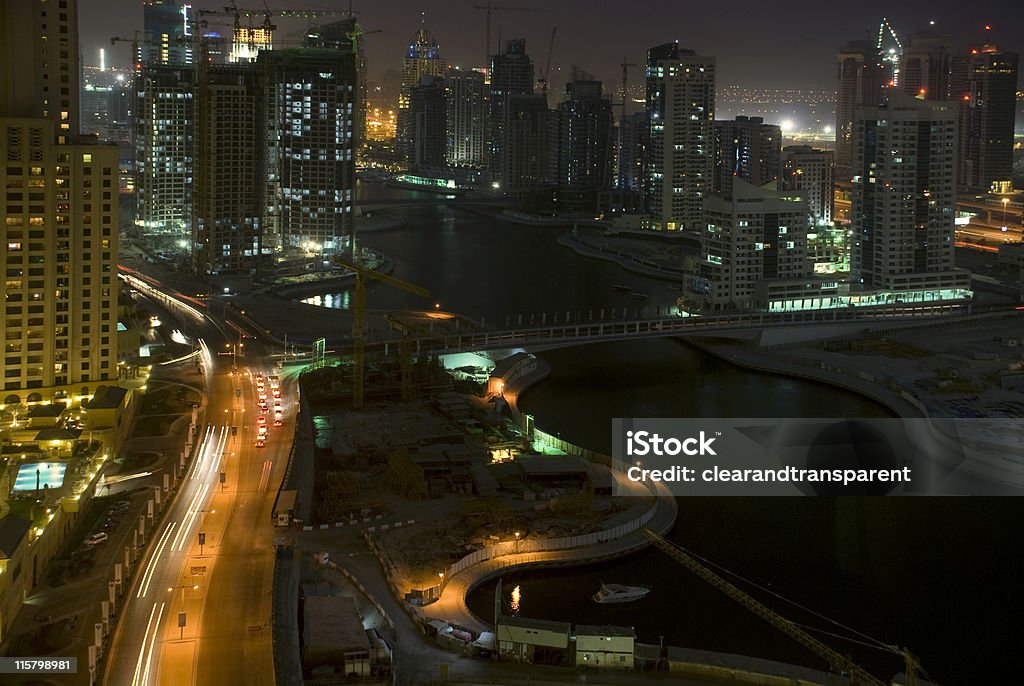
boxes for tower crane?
[642,530,920,686]
[614,57,637,117]
[110,31,143,72]
[332,257,430,409]
[472,4,544,71]
[536,26,557,97]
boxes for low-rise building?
[496,614,571,665]
[575,624,636,669]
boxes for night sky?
[82,1,1024,90]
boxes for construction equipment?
[332,257,430,409]
[110,32,143,72]
[614,57,637,116]
[536,27,557,97]
[642,529,920,686]
[472,4,543,70]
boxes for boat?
[630,291,649,299]
[593,582,652,604]
[612,284,632,292]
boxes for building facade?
[698,179,811,310]
[713,115,781,197]
[445,68,487,168]
[850,95,969,294]
[141,0,193,66]
[898,29,951,100]
[133,64,194,235]
[550,80,614,210]
[191,63,264,274]
[835,40,886,183]
[951,44,1019,193]
[398,24,443,164]
[409,75,447,171]
[489,39,535,184]
[260,48,358,255]
[645,42,716,231]
[782,144,834,226]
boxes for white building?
[851,95,970,295]
[445,68,487,168]
[574,625,635,670]
[698,179,811,310]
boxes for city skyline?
[82,1,1024,92]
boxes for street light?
[167,583,199,606]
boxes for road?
[103,278,292,686]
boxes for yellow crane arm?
[333,257,429,299]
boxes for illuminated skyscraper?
[782,145,834,226]
[550,80,614,210]
[898,29,951,100]
[398,22,443,163]
[260,48,358,255]
[952,43,1019,193]
[409,75,447,171]
[645,42,715,231]
[142,0,193,66]
[445,68,487,168]
[850,95,968,294]
[1,0,121,402]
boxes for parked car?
[86,532,108,547]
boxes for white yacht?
[593,582,652,604]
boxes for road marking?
[138,523,178,598]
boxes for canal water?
[312,183,1022,684]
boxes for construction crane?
[536,26,557,97]
[332,257,430,409]
[110,31,143,72]
[642,530,920,686]
[472,4,543,71]
[614,56,637,117]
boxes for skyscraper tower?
[0,0,81,139]
[398,20,443,163]
[713,115,781,198]
[644,42,715,232]
[489,39,534,182]
[409,75,447,171]
[850,95,968,294]
[1,0,121,402]
[898,28,951,100]
[445,68,487,168]
[834,40,886,183]
[260,48,359,255]
[952,42,1020,194]
[550,80,614,211]
[142,1,193,66]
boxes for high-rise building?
[835,40,887,183]
[713,115,781,197]
[850,95,969,294]
[260,48,358,254]
[645,42,715,231]
[133,64,194,235]
[0,0,81,139]
[502,94,549,191]
[307,18,368,149]
[952,43,1019,194]
[615,112,647,192]
[782,145,834,226]
[1,0,121,403]
[142,1,193,66]
[409,75,447,171]
[898,29,951,100]
[398,23,443,163]
[699,179,811,310]
[192,63,264,275]
[489,39,534,183]
[445,68,487,168]
[550,80,614,210]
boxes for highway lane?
[106,274,291,685]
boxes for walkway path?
[422,486,678,634]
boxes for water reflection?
[510,584,521,614]
[302,290,352,310]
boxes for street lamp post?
[167,583,199,607]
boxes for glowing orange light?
[888,80,896,87]
[971,49,979,54]
[963,95,970,100]
[985,25,991,30]
[919,88,927,95]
